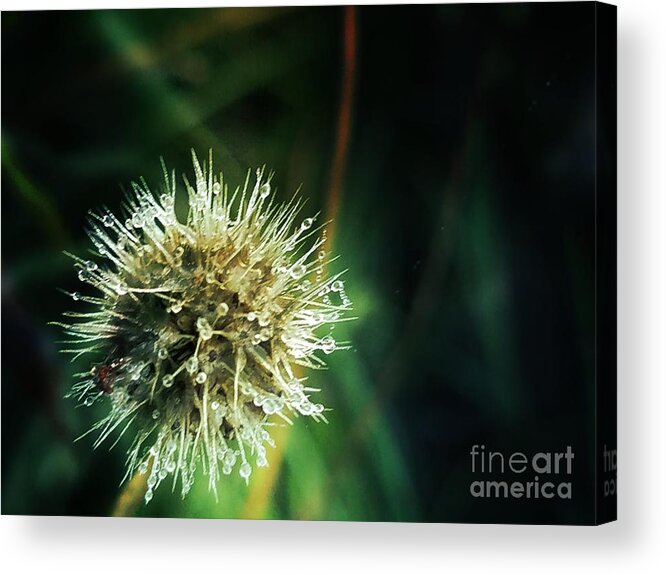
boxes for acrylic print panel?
[1,2,616,524]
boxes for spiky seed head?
[59,151,353,502]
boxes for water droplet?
[162,374,174,388]
[166,461,176,473]
[170,302,183,314]
[102,215,113,227]
[152,410,160,419]
[216,302,229,316]
[321,336,336,354]
[211,400,220,411]
[196,317,212,340]
[205,271,216,283]
[260,182,271,199]
[144,489,154,503]
[195,372,207,384]
[174,246,185,258]
[115,283,128,295]
[331,280,344,292]
[239,462,252,480]
[157,348,168,360]
[85,261,98,272]
[258,313,270,327]
[247,312,257,322]
[71,292,81,301]
[125,219,133,229]
[301,217,313,231]
[185,356,199,374]
[224,450,237,467]
[213,182,221,195]
[84,397,94,407]
[290,264,307,279]
[138,461,149,474]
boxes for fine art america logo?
[470,445,574,500]
[603,444,617,497]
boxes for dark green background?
[2,3,599,523]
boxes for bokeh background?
[2,4,599,523]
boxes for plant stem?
[111,470,149,517]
